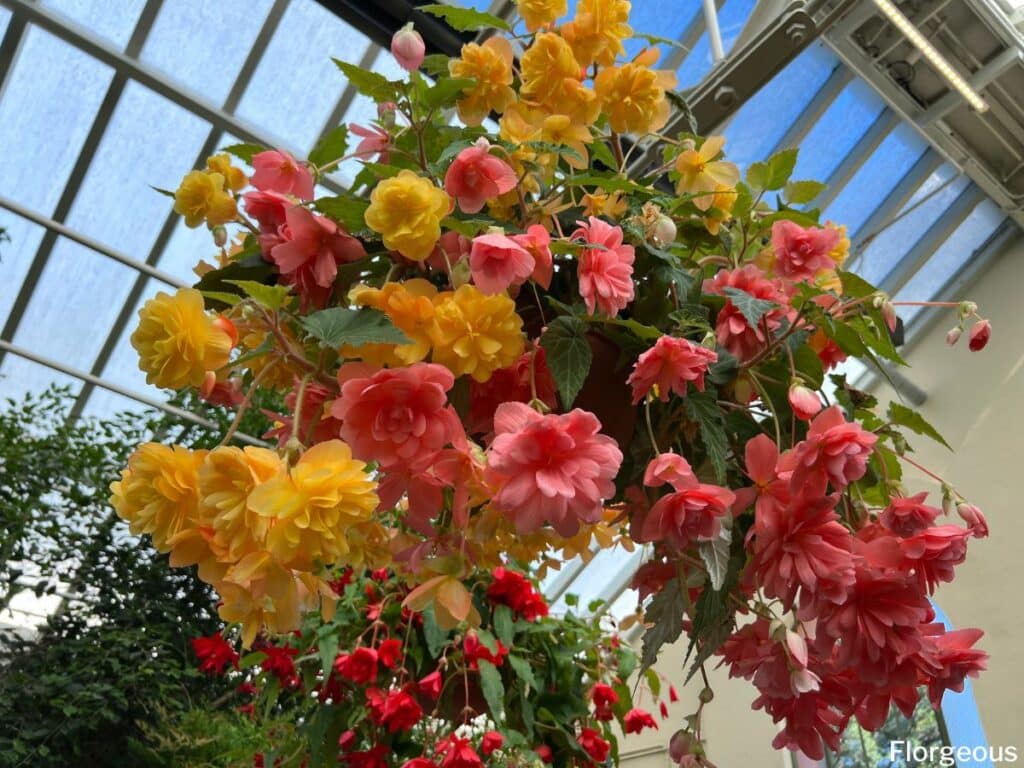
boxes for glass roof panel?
[0,25,114,213]
[97,286,164,394]
[823,122,927,234]
[10,239,140,370]
[235,1,372,154]
[157,217,219,284]
[721,42,838,170]
[82,387,152,420]
[606,588,640,622]
[0,215,47,328]
[139,0,275,107]
[551,545,639,612]
[677,0,758,90]
[624,1,702,61]
[63,81,211,255]
[40,0,147,50]
[791,78,886,182]
[0,356,83,403]
[0,6,11,35]
[853,166,969,286]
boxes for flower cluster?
[112,0,995,764]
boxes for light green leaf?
[200,290,241,307]
[225,279,292,311]
[540,316,592,408]
[301,307,410,348]
[332,59,400,102]
[887,401,951,450]
[765,148,798,190]
[421,77,475,111]
[418,4,510,31]
[314,195,371,233]
[783,179,826,205]
[309,125,350,169]
[221,142,265,165]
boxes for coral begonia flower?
[511,225,553,289]
[771,220,841,281]
[573,216,635,316]
[351,123,391,163]
[445,139,518,214]
[250,149,314,201]
[469,232,534,294]
[627,335,717,404]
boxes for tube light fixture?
[871,0,990,112]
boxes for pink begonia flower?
[642,452,697,490]
[351,124,391,163]
[484,402,623,537]
[270,205,366,308]
[632,471,735,550]
[956,503,988,538]
[781,405,878,496]
[703,265,785,362]
[391,23,425,72]
[330,362,463,473]
[468,232,535,294]
[732,433,790,518]
[770,220,840,281]
[879,491,940,538]
[627,335,718,404]
[573,217,635,316]
[243,189,292,256]
[788,383,822,421]
[923,624,988,708]
[898,524,971,595]
[511,224,553,289]
[968,318,991,351]
[250,149,314,201]
[426,230,471,272]
[444,138,517,214]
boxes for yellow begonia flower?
[342,279,438,366]
[248,440,378,570]
[198,446,285,563]
[540,115,592,170]
[562,0,633,67]
[520,33,599,126]
[826,222,850,267]
[205,153,248,192]
[703,184,738,236]
[429,284,525,382]
[516,0,568,32]
[364,170,451,262]
[674,135,741,211]
[110,443,205,553]
[582,189,628,220]
[131,287,233,390]
[594,62,676,135]
[174,170,237,227]
[449,36,516,126]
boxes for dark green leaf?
[421,77,475,111]
[301,307,410,348]
[309,125,350,169]
[540,316,593,408]
[508,654,538,691]
[887,402,951,450]
[314,195,370,233]
[493,604,514,647]
[721,287,777,328]
[640,575,685,673]
[477,660,505,722]
[422,607,449,658]
[418,4,510,31]
[684,391,729,483]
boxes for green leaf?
[837,270,880,299]
[640,575,685,673]
[493,604,514,647]
[566,173,654,196]
[477,659,506,722]
[314,195,370,233]
[317,625,340,677]
[225,279,292,311]
[200,290,241,307]
[239,651,267,670]
[765,148,798,190]
[590,139,617,170]
[301,307,410,348]
[150,185,176,199]
[422,607,449,658]
[418,4,510,31]
[684,391,729,483]
[745,161,769,192]
[643,667,662,698]
[421,53,451,77]
[698,528,731,591]
[309,125,350,169]
[887,401,951,450]
[508,654,539,691]
[540,316,593,408]
[523,141,585,164]
[333,59,400,102]
[221,142,265,165]
[783,180,826,205]
[721,286,776,329]
[421,77,475,112]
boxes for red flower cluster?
[366,687,423,733]
[462,631,509,669]
[191,633,238,675]
[486,567,549,621]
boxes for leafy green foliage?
[418,4,510,31]
[301,307,410,348]
[309,125,350,169]
[684,390,730,483]
[332,59,400,102]
[221,142,265,165]
[887,402,951,450]
[746,148,798,191]
[314,194,371,233]
[540,316,593,407]
[640,574,685,672]
[721,286,777,328]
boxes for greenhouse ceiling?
[0,0,1020,622]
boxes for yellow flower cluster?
[516,0,568,31]
[449,37,516,126]
[364,170,451,261]
[131,287,233,390]
[110,440,380,646]
[173,154,246,228]
[343,281,525,383]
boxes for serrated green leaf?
[640,575,685,673]
[301,307,410,348]
[887,402,951,450]
[239,651,267,670]
[765,148,798,190]
[221,142,265,165]
[225,279,292,311]
[493,604,514,647]
[200,290,241,307]
[745,161,769,192]
[477,659,505,722]
[698,528,731,590]
[836,270,880,299]
[643,667,661,698]
[421,77,475,112]
[314,195,370,233]
[422,607,449,658]
[540,316,592,408]
[508,654,538,690]
[418,3,510,31]
[721,286,777,329]
[590,138,617,170]
[783,179,826,205]
[684,391,729,483]
[309,125,350,169]
[421,53,451,77]
[332,59,400,102]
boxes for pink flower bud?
[968,319,991,351]
[881,300,897,332]
[391,23,425,72]
[784,629,808,668]
[649,215,677,246]
[945,327,962,347]
[788,383,822,421]
[957,503,989,538]
[790,667,821,694]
